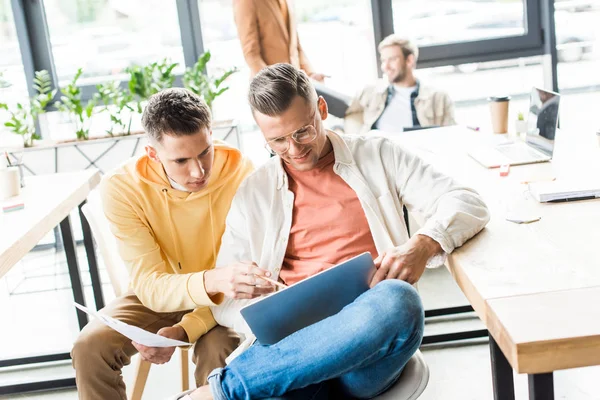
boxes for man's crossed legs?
[205,280,424,400]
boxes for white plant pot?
[515,120,528,134]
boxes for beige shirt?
[345,80,457,135]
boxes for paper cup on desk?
[0,167,21,200]
[488,96,511,134]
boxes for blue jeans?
[208,280,424,400]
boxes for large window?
[554,0,600,133]
[389,0,543,68]
[393,0,526,45]
[43,0,186,86]
[418,57,544,130]
[294,0,377,95]
[393,0,526,47]
[0,0,28,105]
[198,0,251,124]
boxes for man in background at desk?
[71,88,276,399]
[185,64,490,400]
[345,35,456,135]
[233,0,326,81]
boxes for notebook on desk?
[469,88,560,168]
[528,180,600,203]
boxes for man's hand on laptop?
[132,325,187,364]
[371,234,442,287]
[204,262,275,299]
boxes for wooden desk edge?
[448,253,600,374]
[0,170,101,278]
[514,336,600,374]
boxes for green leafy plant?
[0,70,56,147]
[126,58,178,113]
[57,68,96,140]
[31,70,57,119]
[1,103,34,144]
[126,64,153,113]
[153,59,179,93]
[183,51,238,110]
[95,81,134,136]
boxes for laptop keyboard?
[496,144,547,161]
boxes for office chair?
[81,191,190,400]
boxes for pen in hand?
[258,275,288,289]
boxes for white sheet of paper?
[74,303,191,347]
[505,212,541,224]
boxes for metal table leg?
[528,373,554,400]
[489,334,515,400]
[59,215,88,330]
[79,200,104,310]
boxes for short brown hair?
[142,88,211,142]
[248,63,317,116]
[378,34,419,61]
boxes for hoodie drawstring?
[162,189,183,269]
[208,193,217,265]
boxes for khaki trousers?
[71,292,239,400]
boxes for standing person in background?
[233,0,327,81]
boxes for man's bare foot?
[189,385,213,400]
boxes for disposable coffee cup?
[0,167,21,201]
[488,95,511,134]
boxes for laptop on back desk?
[468,87,560,168]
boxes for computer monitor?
[526,87,561,156]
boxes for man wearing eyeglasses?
[182,64,489,400]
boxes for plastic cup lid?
[488,95,511,102]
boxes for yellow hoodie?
[100,140,253,343]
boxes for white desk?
[386,126,600,400]
[0,169,102,395]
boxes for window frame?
[372,0,550,69]
[11,0,205,108]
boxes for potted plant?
[95,80,134,136]
[0,70,56,147]
[127,58,178,114]
[56,68,96,140]
[515,111,527,135]
[183,51,238,110]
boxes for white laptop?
[469,87,560,168]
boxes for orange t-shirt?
[280,150,378,285]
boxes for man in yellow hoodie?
[71,88,274,400]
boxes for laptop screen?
[526,87,561,156]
